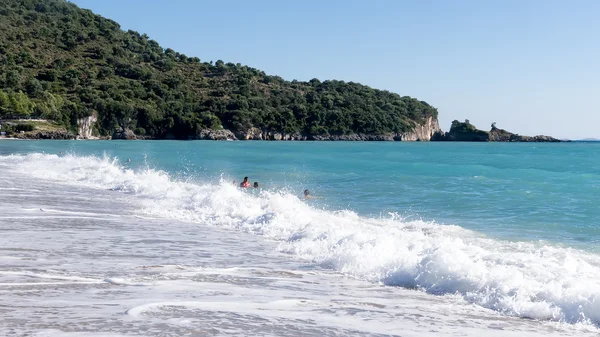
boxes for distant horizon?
[70,0,600,139]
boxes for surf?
[2,152,600,327]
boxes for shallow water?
[0,140,599,336]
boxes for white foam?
[3,153,600,327]
[0,281,101,286]
[0,270,101,283]
[33,330,134,337]
[103,278,150,286]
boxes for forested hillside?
[0,0,438,139]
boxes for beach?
[1,141,599,336]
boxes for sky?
[71,0,600,139]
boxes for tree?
[0,91,9,117]
[5,70,20,88]
[24,78,43,97]
[8,91,35,117]
[37,91,65,120]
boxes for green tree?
[24,78,43,97]
[5,70,20,88]
[37,91,65,120]
[8,91,35,116]
[0,91,10,117]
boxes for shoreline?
[1,125,567,142]
[1,136,572,142]
[1,144,599,335]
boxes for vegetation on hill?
[0,119,72,139]
[0,0,438,139]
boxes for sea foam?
[3,153,600,326]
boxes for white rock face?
[77,113,98,139]
[397,116,441,141]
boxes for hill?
[0,0,440,140]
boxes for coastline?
[3,119,563,142]
[5,126,564,142]
[4,137,568,142]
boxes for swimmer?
[253,182,259,188]
[303,189,322,199]
[240,177,250,188]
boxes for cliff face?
[76,114,98,140]
[112,128,137,140]
[197,129,237,141]
[396,116,442,141]
[225,116,442,141]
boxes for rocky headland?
[432,120,561,142]
[0,1,562,144]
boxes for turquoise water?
[1,140,598,250]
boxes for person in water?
[304,189,311,199]
[253,182,259,188]
[240,177,250,188]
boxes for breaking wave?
[2,152,600,326]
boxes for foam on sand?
[2,152,600,327]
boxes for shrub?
[15,123,35,132]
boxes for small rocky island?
[432,120,561,142]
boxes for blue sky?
[71,0,599,139]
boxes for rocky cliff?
[196,129,237,141]
[76,113,98,140]
[396,116,442,141]
[112,128,137,140]
[226,117,442,141]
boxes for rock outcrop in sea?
[488,125,560,142]
[112,128,137,140]
[432,121,561,142]
[196,129,237,141]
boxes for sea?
[0,140,599,337]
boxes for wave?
[2,153,600,326]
